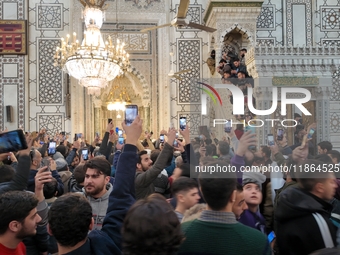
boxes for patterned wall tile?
[37,113,64,135]
[176,5,202,31]
[330,112,340,133]
[322,39,340,46]
[257,5,275,31]
[28,0,70,133]
[37,38,63,105]
[331,67,340,101]
[124,0,161,9]
[177,39,201,104]
[286,0,313,46]
[177,112,201,136]
[256,38,276,46]
[0,0,25,130]
[256,0,283,46]
[321,7,340,31]
[36,4,63,30]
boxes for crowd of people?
[0,44,338,255]
[207,48,256,120]
[0,115,340,255]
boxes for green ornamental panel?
[272,77,319,86]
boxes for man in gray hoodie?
[83,157,112,230]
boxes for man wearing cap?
[55,157,72,193]
[239,171,267,234]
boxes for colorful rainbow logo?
[197,82,222,106]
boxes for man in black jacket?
[275,159,337,255]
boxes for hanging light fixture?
[53,0,130,96]
[106,77,131,111]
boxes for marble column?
[93,97,102,141]
[316,83,332,142]
[253,78,275,146]
[144,106,150,132]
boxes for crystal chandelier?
[53,0,130,96]
[106,79,131,111]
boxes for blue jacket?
[64,144,137,255]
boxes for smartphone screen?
[82,149,89,160]
[267,134,275,146]
[108,118,113,124]
[95,132,99,138]
[267,231,276,243]
[125,105,138,126]
[118,137,124,145]
[176,132,179,139]
[118,130,123,137]
[179,117,187,131]
[173,140,178,147]
[160,134,164,143]
[0,130,27,153]
[277,128,284,141]
[307,128,315,139]
[77,133,82,139]
[48,142,56,155]
[224,120,232,133]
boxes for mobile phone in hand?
[160,134,164,143]
[179,117,186,131]
[267,134,275,146]
[82,149,89,161]
[277,128,284,141]
[224,120,232,133]
[125,105,138,126]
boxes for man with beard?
[135,128,176,200]
[83,157,112,230]
[0,191,42,255]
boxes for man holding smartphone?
[47,116,143,254]
[135,128,176,200]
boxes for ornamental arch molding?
[220,24,255,47]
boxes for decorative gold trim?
[204,1,264,23]
[272,77,319,86]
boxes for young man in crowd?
[318,141,333,155]
[275,159,337,255]
[239,171,267,234]
[48,116,142,255]
[135,128,176,200]
[178,160,270,255]
[83,157,113,230]
[232,183,248,220]
[172,177,200,222]
[0,191,41,255]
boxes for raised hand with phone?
[179,125,190,145]
[166,128,176,147]
[236,130,257,157]
[124,105,138,126]
[0,135,36,194]
[122,115,142,145]
[34,166,53,202]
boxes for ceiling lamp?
[53,0,130,96]
[106,80,131,111]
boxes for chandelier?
[106,79,131,111]
[53,0,130,96]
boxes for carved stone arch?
[219,23,255,47]
[129,66,151,107]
